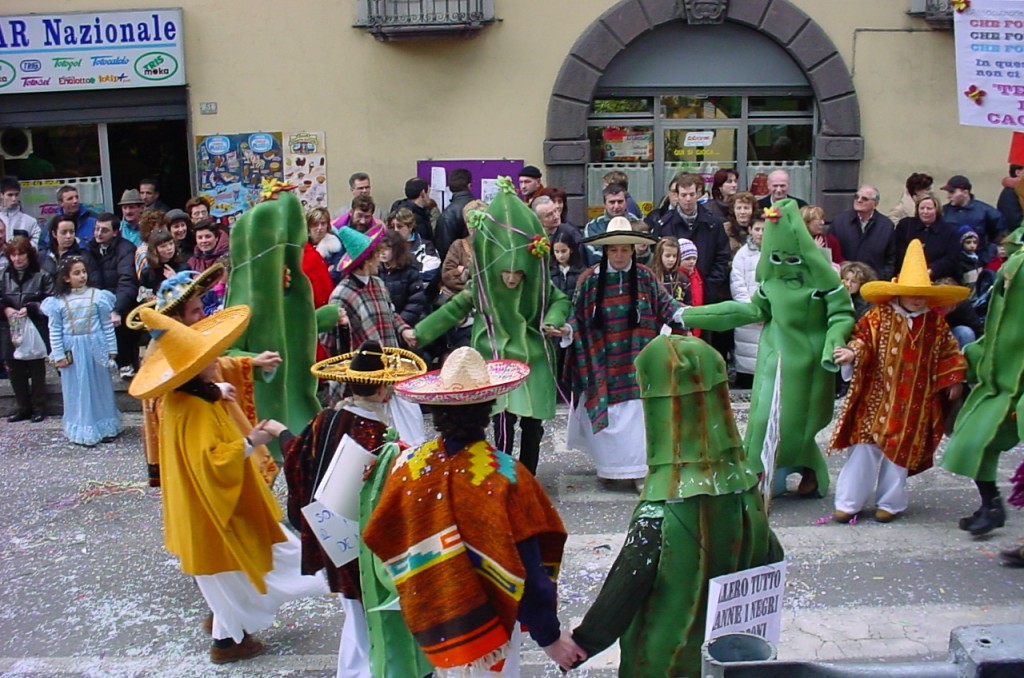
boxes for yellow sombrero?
[128,305,250,400]
[310,345,426,385]
[125,264,225,330]
[860,239,969,307]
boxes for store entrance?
[107,120,191,211]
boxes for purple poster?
[415,159,525,208]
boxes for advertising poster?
[19,176,104,227]
[954,0,1024,129]
[602,127,653,162]
[195,132,283,220]
[283,130,328,211]
[0,9,185,95]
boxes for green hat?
[635,335,760,501]
[337,224,385,276]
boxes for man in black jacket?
[84,212,140,377]
[829,186,897,281]
[389,177,433,242]
[432,168,474,262]
[651,172,731,303]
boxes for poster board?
[283,131,328,212]
[415,159,525,209]
[954,0,1024,129]
[195,132,283,221]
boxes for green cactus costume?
[681,199,855,498]
[572,336,783,678]
[942,242,1024,483]
[415,177,570,427]
[226,190,339,461]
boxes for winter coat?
[433,190,474,262]
[894,217,961,282]
[0,264,53,359]
[729,241,763,375]
[84,235,140,316]
[440,238,473,298]
[551,262,585,298]
[651,205,732,302]
[379,264,429,327]
[828,209,897,281]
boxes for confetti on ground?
[45,480,150,510]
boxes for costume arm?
[415,288,474,345]
[541,284,571,327]
[572,513,662,659]
[516,537,561,647]
[316,303,340,333]
[682,296,768,332]
[821,285,856,372]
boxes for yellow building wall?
[0,0,1012,211]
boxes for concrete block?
[565,194,589,226]
[546,97,590,141]
[725,0,770,28]
[819,192,853,219]
[761,0,809,45]
[788,20,835,70]
[548,166,587,196]
[544,140,590,166]
[808,54,856,101]
[551,56,602,106]
[570,20,625,72]
[637,0,681,27]
[815,160,860,192]
[601,0,651,46]
[816,136,864,161]
[819,94,862,136]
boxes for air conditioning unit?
[0,128,33,160]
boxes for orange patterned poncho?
[829,303,966,475]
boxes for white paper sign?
[300,500,361,567]
[684,131,716,147]
[481,178,500,203]
[704,561,786,643]
[313,434,375,520]
[954,0,1024,129]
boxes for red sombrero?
[395,346,530,405]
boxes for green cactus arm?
[415,289,475,346]
[541,284,571,327]
[820,285,856,372]
[316,304,341,332]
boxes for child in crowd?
[631,219,654,266]
[41,256,122,446]
[652,237,685,302]
[550,231,586,298]
[139,229,187,298]
[839,261,877,319]
[201,254,231,317]
[934,276,985,348]
[830,240,967,524]
[730,220,765,389]
[959,230,983,289]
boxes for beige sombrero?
[128,305,250,400]
[125,264,225,330]
[860,239,969,307]
[582,216,658,247]
[395,346,530,405]
[311,345,426,385]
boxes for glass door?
[662,126,738,199]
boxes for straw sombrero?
[582,216,658,247]
[337,224,385,277]
[125,265,224,330]
[311,344,426,385]
[128,305,251,400]
[860,239,969,306]
[394,346,530,405]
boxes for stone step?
[0,362,140,416]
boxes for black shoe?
[999,546,1024,566]
[968,498,1006,536]
[7,412,30,423]
[30,413,45,423]
[959,505,985,531]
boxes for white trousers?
[834,443,909,515]
[337,597,372,678]
[567,398,647,480]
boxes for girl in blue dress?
[41,256,122,446]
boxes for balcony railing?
[355,0,497,40]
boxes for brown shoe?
[210,634,264,664]
[203,613,213,635]
[834,510,855,524]
[999,547,1024,567]
[797,470,819,497]
[875,509,900,523]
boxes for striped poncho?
[362,438,566,673]
[568,263,684,433]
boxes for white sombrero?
[581,216,658,247]
[394,346,530,405]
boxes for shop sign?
[0,9,185,94]
[683,131,716,147]
[954,0,1024,129]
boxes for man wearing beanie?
[518,165,544,203]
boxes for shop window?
[661,96,741,119]
[590,98,653,117]
[3,125,101,180]
[749,96,814,115]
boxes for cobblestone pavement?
[2,396,1023,677]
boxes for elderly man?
[756,169,808,209]
[828,185,897,281]
[534,195,585,262]
[941,174,1004,264]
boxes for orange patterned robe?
[829,303,966,475]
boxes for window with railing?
[355,0,497,38]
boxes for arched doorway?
[544,0,862,224]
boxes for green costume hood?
[756,198,842,291]
[635,335,760,500]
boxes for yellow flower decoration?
[761,206,781,223]
[527,235,551,258]
[259,177,296,202]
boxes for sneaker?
[210,634,264,664]
[119,365,135,380]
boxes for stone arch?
[543,0,863,223]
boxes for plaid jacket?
[329,274,410,351]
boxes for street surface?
[2,396,1023,677]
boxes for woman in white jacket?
[729,220,764,388]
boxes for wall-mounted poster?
[954,0,1024,129]
[195,132,283,221]
[283,131,328,211]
